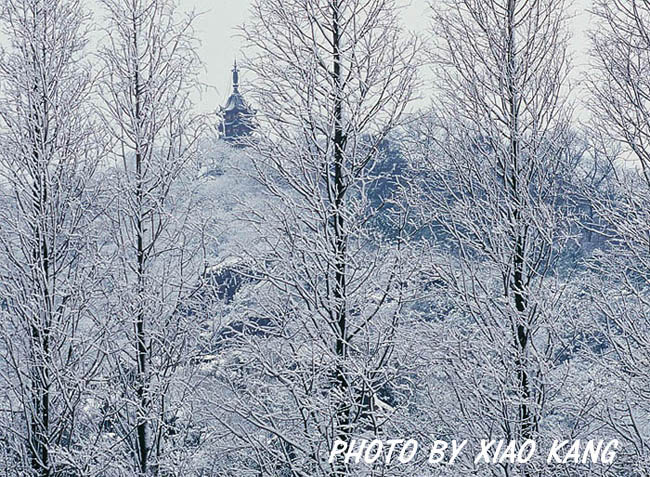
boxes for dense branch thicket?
[0,1,106,475]
[202,1,420,476]
[0,0,647,476]
[585,1,650,474]
[93,0,209,474]
[399,1,606,475]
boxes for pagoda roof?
[223,91,251,113]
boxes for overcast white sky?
[188,0,593,114]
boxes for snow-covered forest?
[0,0,648,475]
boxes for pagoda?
[219,61,255,143]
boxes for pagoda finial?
[232,60,239,93]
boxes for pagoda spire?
[232,60,239,93]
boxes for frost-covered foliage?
[202,1,421,475]
[0,0,648,476]
[0,1,107,474]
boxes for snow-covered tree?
[94,0,209,473]
[403,0,600,474]
[206,0,420,475]
[585,1,650,473]
[0,1,107,475]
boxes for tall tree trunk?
[332,2,349,475]
[506,0,534,456]
[133,20,149,474]
[30,91,52,477]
